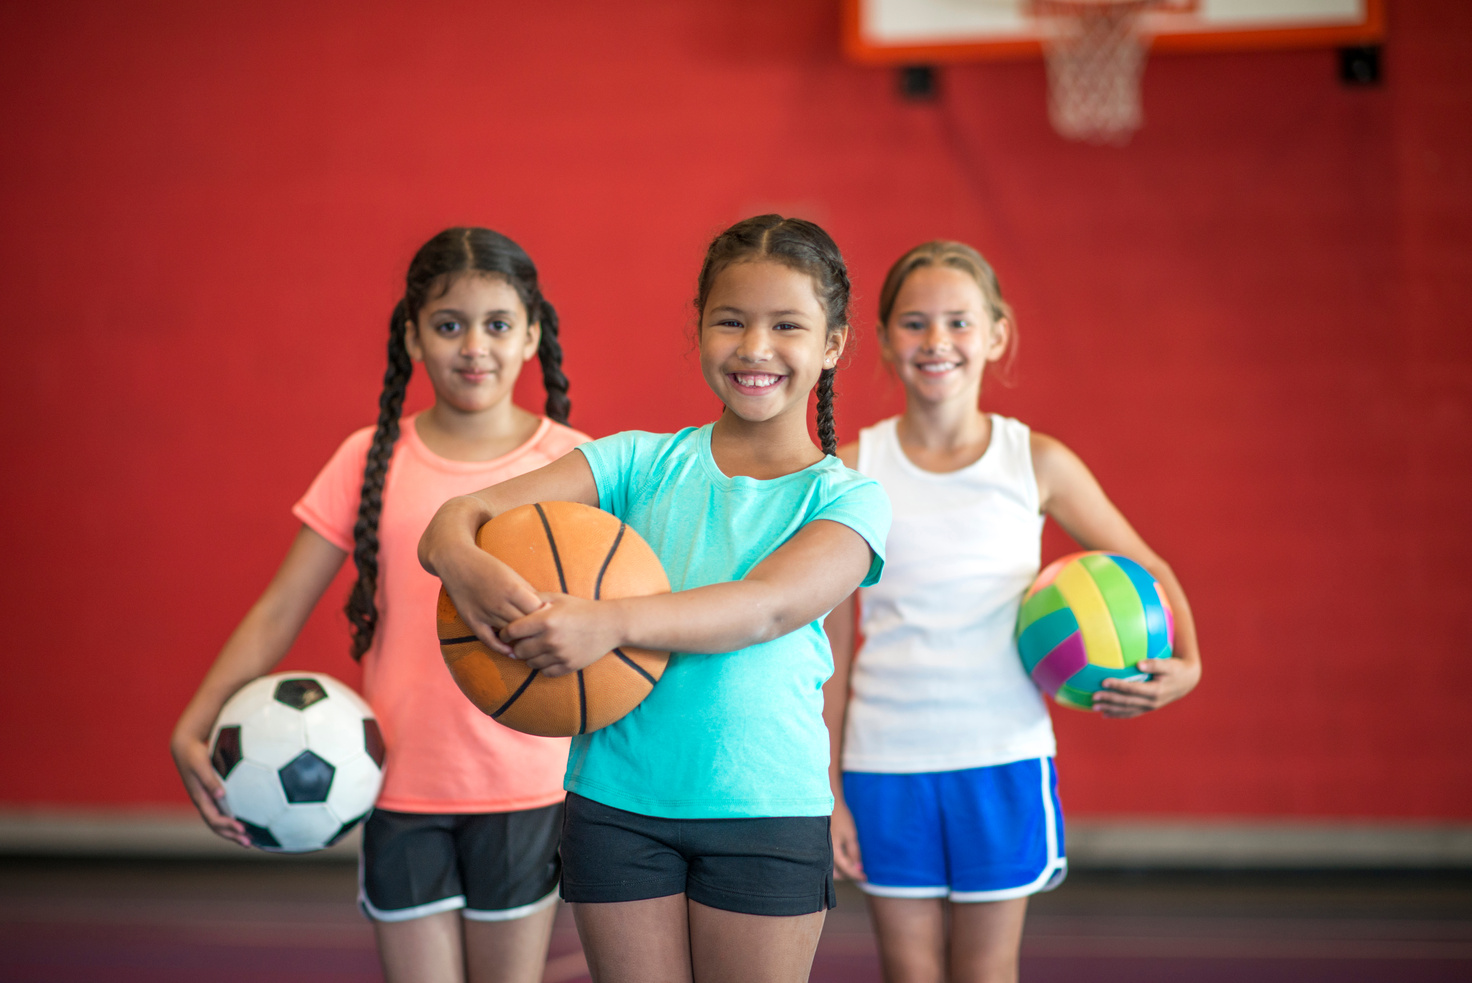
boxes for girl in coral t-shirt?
[172,228,588,983]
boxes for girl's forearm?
[419,494,495,578]
[1143,558,1200,668]
[607,579,811,655]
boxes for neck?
[897,390,989,453]
[415,398,541,462]
[710,408,823,480]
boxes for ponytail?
[344,300,413,660]
[536,298,570,425]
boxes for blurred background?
[1,0,1469,979]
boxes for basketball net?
[1028,0,1166,145]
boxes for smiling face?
[403,273,540,415]
[699,260,846,429]
[879,264,1009,407]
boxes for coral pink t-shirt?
[293,414,588,813]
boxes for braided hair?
[345,227,570,660]
[694,215,851,456]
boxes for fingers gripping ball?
[436,502,671,737]
[209,673,385,852]
[1016,552,1174,711]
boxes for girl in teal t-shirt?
[421,215,890,982]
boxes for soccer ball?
[209,672,384,852]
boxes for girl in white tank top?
[824,241,1203,983]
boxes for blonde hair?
[877,240,1017,381]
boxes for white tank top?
[843,415,1056,773]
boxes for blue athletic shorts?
[842,757,1067,902]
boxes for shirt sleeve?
[812,475,892,587]
[291,427,375,552]
[575,430,655,520]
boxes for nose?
[735,325,773,363]
[461,326,492,358]
[920,320,949,353]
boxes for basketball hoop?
[1028,0,1170,145]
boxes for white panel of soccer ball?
[210,672,384,852]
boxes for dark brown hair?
[694,215,850,455]
[345,227,570,660]
[878,240,1018,381]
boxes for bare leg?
[687,899,826,983]
[866,896,947,983]
[374,910,466,983]
[464,902,560,983]
[947,898,1028,983]
[572,895,693,983]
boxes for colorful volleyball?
[1016,551,1174,711]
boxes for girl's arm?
[502,518,875,671]
[170,526,349,845]
[418,450,601,655]
[1032,432,1201,718]
[823,592,864,880]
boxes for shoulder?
[538,418,594,454]
[1028,429,1099,507]
[316,422,379,475]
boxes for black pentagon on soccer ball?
[211,726,242,779]
[240,819,281,849]
[274,677,328,710]
[328,812,370,846]
[278,750,335,803]
[363,719,385,769]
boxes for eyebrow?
[898,309,973,318]
[709,306,811,318]
[426,307,518,318]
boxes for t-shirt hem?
[841,742,1058,775]
[375,790,568,815]
[566,778,833,819]
[291,501,354,552]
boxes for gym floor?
[1,859,1469,982]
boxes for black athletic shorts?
[559,792,835,916]
[358,803,562,922]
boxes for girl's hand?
[169,730,251,848]
[438,546,546,656]
[501,593,625,677]
[1094,657,1202,718]
[831,797,864,881]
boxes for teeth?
[735,374,780,388]
[918,362,959,374]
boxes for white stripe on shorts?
[462,887,560,922]
[950,758,1067,903]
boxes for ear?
[402,320,425,362]
[523,318,542,361]
[824,324,850,370]
[986,317,1011,363]
[875,320,899,366]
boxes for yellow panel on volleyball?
[1053,560,1124,669]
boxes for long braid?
[344,300,413,660]
[816,367,837,456]
[536,298,571,425]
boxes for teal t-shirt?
[566,424,891,819]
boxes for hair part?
[877,240,1018,383]
[345,227,570,660]
[694,214,849,456]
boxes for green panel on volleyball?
[1054,684,1094,711]
[1017,607,1079,674]
[1017,584,1069,634]
[1079,553,1148,667]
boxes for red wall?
[2,1,1468,819]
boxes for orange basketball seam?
[612,647,658,686]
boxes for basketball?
[1016,551,1175,711]
[436,501,672,737]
